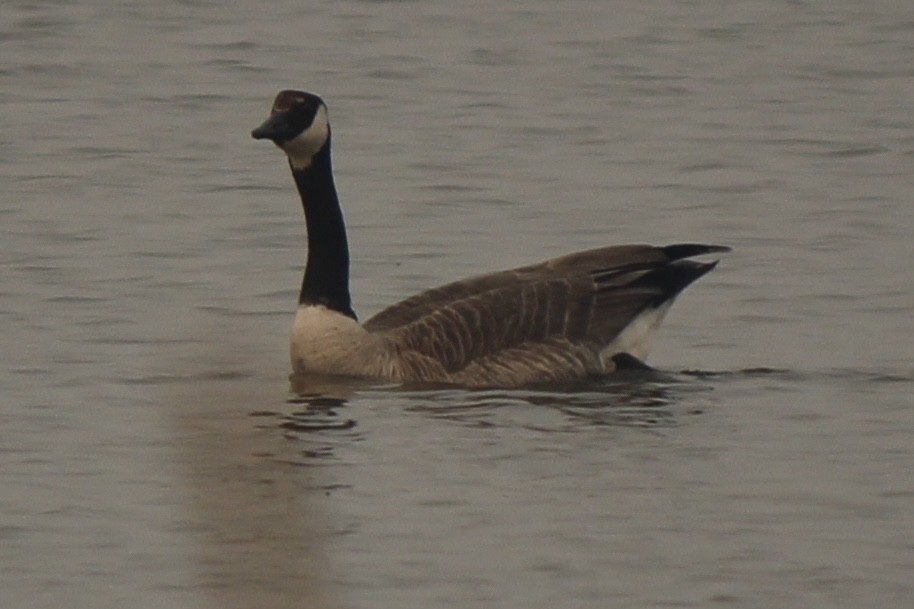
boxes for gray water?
[3,1,914,607]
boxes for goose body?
[252,90,728,387]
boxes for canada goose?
[252,90,728,387]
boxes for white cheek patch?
[283,104,330,169]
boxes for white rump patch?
[602,301,673,363]
[282,104,330,169]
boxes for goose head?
[252,90,330,169]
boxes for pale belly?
[290,305,397,378]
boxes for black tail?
[630,259,720,306]
[661,243,731,261]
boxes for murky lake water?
[3,1,913,607]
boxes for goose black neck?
[290,142,356,320]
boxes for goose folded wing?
[363,243,669,332]
[379,263,678,380]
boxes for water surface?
[3,1,913,607]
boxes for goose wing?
[364,244,687,332]
[366,243,727,381]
